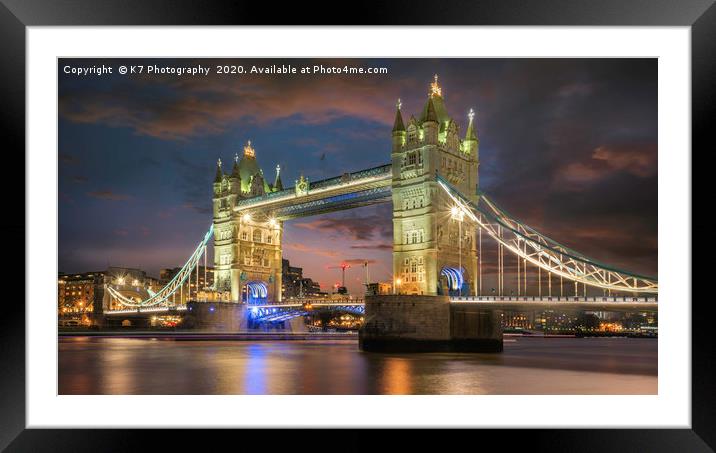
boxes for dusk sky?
[58,58,657,294]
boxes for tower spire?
[273,164,283,191]
[214,158,223,183]
[392,98,405,133]
[429,74,442,97]
[231,152,240,178]
[244,140,255,158]
[424,96,438,123]
[465,108,478,141]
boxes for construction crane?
[327,263,351,294]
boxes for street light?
[242,213,251,223]
[395,278,402,295]
[451,205,464,296]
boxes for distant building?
[280,258,325,299]
[366,282,393,296]
[146,275,162,293]
[58,271,105,314]
[502,311,535,329]
[299,277,324,297]
[101,267,151,310]
[281,259,304,298]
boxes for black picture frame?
[1,0,710,450]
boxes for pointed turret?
[273,165,284,191]
[463,108,479,159]
[392,99,406,152]
[236,140,265,193]
[420,74,450,128]
[422,96,439,145]
[465,108,478,141]
[214,158,223,183]
[423,96,438,124]
[231,152,241,178]
[392,98,405,133]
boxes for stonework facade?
[391,76,480,296]
[212,141,284,302]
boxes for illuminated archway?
[440,267,464,293]
[246,281,268,304]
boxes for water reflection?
[58,337,657,395]
[379,359,413,394]
[243,344,268,394]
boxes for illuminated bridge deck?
[450,296,658,311]
[251,298,365,309]
[105,295,657,316]
[233,164,392,219]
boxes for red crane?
[327,263,351,290]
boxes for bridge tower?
[213,142,283,302]
[391,75,480,296]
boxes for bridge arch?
[245,281,268,304]
[441,267,464,291]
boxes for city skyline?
[58,58,657,294]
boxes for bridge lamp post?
[450,205,465,296]
[395,278,402,295]
[242,213,252,223]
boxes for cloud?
[350,243,393,251]
[342,259,377,265]
[59,59,401,140]
[294,215,390,241]
[592,145,656,177]
[285,243,339,258]
[554,143,657,187]
[87,190,131,201]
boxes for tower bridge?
[100,75,657,352]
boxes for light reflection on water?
[59,337,657,395]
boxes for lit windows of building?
[57,271,105,315]
[401,256,425,289]
[404,228,425,244]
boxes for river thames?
[58,335,656,395]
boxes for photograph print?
[57,57,658,395]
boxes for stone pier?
[183,302,249,331]
[359,295,502,353]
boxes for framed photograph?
[3,0,711,450]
